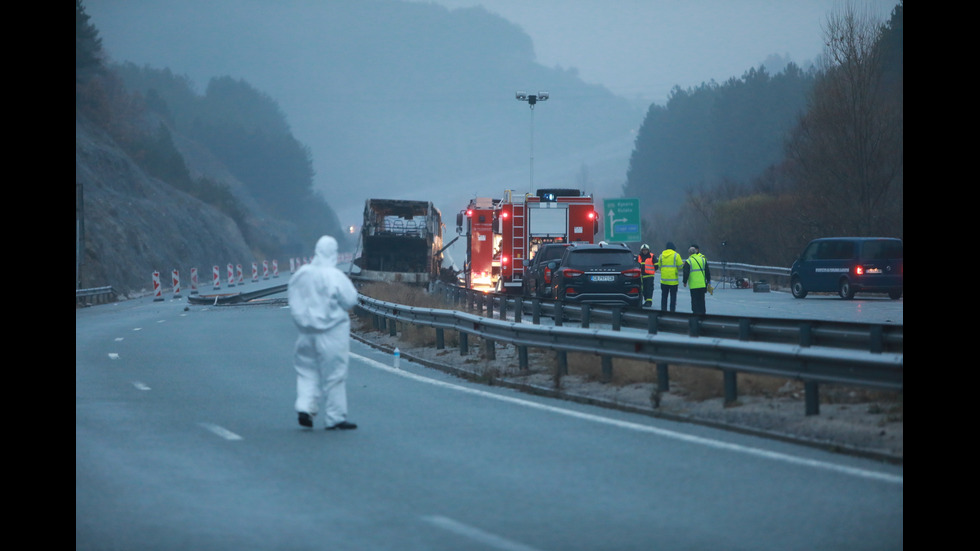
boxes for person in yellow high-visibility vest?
[683,244,711,315]
[656,242,684,312]
[637,244,657,308]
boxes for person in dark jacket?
[637,243,656,308]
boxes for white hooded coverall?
[288,235,359,426]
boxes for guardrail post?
[800,322,812,347]
[459,332,469,355]
[739,319,751,341]
[647,313,658,334]
[723,370,738,405]
[601,356,612,383]
[518,346,528,371]
[499,296,507,321]
[484,338,496,360]
[657,364,670,392]
[514,298,523,323]
[554,302,563,327]
[804,381,820,415]
[436,328,445,350]
[557,350,568,377]
[532,300,541,325]
[486,295,494,318]
[581,304,591,328]
[870,324,883,354]
[388,316,397,337]
[612,308,622,331]
[689,316,701,337]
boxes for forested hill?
[76,1,344,296]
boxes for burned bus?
[352,199,444,286]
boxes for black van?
[790,237,903,300]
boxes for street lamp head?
[517,90,548,109]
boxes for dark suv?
[522,243,570,299]
[551,243,642,308]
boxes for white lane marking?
[199,423,243,441]
[114,337,124,342]
[108,353,120,360]
[132,381,151,391]
[422,515,542,551]
[133,328,142,331]
[353,353,902,486]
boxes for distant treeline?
[626,2,903,266]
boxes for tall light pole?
[516,91,548,191]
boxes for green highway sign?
[603,198,641,242]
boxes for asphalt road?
[77,292,902,550]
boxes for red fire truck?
[458,189,598,293]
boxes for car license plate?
[590,275,615,282]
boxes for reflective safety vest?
[658,249,682,285]
[639,254,656,277]
[687,253,707,289]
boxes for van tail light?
[855,266,865,276]
[544,266,552,284]
[562,268,584,278]
[622,268,641,279]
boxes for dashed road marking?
[199,423,243,441]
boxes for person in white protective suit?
[288,235,360,430]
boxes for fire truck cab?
[458,189,598,294]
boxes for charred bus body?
[353,199,443,285]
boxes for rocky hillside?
[75,113,302,299]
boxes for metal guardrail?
[186,284,288,305]
[719,261,791,278]
[435,284,902,354]
[356,293,903,416]
[76,286,117,306]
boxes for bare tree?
[787,2,902,237]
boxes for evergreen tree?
[624,66,814,220]
[76,1,103,84]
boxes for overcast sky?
[419,0,897,104]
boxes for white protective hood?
[288,236,359,331]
